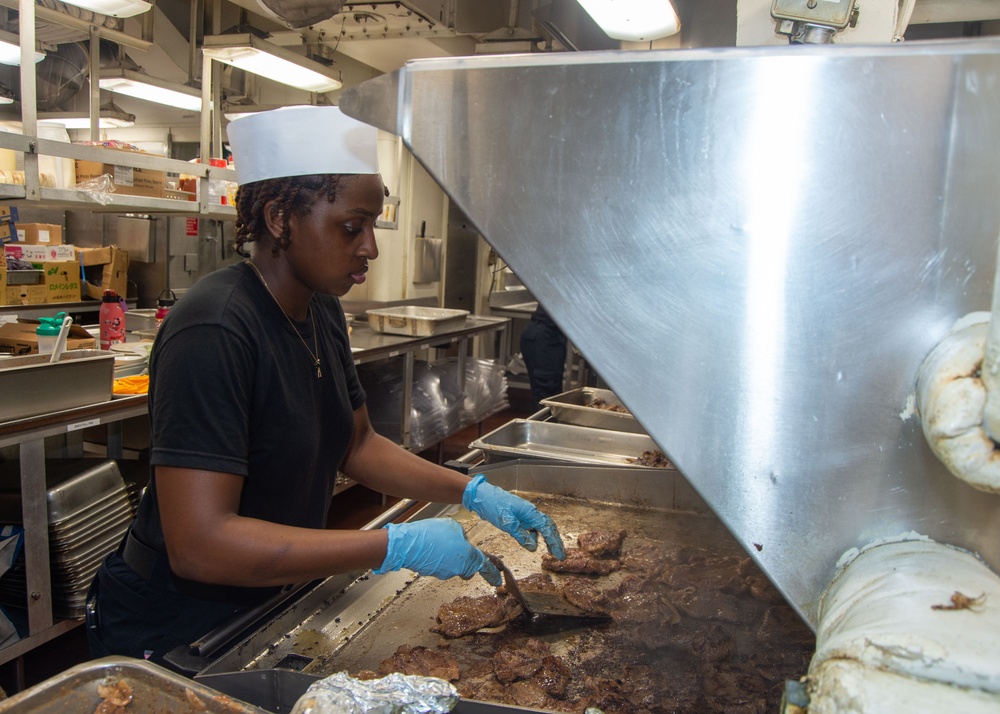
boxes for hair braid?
[234,174,343,255]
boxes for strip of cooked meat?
[378,645,461,681]
[514,571,560,595]
[668,586,741,623]
[536,656,571,699]
[702,663,769,714]
[590,398,630,414]
[577,529,627,557]
[562,576,612,616]
[542,548,620,575]
[628,449,671,467]
[664,555,746,594]
[492,637,551,683]
[508,679,560,710]
[431,593,519,639]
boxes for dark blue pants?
[520,319,567,410]
[86,552,244,666]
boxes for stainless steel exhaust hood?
[339,40,1000,627]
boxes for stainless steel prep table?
[350,316,511,449]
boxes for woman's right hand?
[373,518,501,586]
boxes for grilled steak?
[432,593,519,638]
[378,645,460,681]
[542,548,620,575]
[577,529,626,557]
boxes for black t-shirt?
[130,261,365,598]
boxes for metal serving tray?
[0,349,114,422]
[471,419,670,467]
[366,306,469,336]
[540,387,645,434]
[0,656,269,714]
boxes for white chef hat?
[227,105,379,186]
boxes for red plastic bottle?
[99,289,126,350]
[154,289,176,326]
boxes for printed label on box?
[114,165,135,187]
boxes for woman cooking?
[86,106,566,665]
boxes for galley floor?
[0,403,530,697]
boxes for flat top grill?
[224,484,814,713]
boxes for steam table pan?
[0,656,268,714]
[540,386,646,434]
[471,419,671,467]
[0,349,114,422]
[366,306,469,336]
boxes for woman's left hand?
[462,474,567,560]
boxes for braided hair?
[234,174,342,255]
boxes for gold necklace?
[245,260,322,378]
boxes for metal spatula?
[485,552,609,619]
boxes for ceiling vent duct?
[254,0,345,29]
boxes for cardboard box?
[75,148,166,199]
[5,243,75,262]
[0,319,95,355]
[38,260,81,303]
[0,263,6,305]
[76,246,129,300]
[16,222,62,245]
[5,284,47,305]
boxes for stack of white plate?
[110,342,152,380]
[0,460,133,619]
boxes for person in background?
[86,106,565,665]
[520,304,568,411]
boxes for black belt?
[121,529,163,582]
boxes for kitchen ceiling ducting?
[34,41,89,110]
[254,0,345,29]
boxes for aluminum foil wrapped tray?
[366,307,469,337]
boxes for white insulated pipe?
[803,538,1000,713]
[916,311,1000,492]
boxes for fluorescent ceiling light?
[39,103,136,129]
[0,30,45,66]
[203,34,342,93]
[577,0,681,42]
[58,0,152,18]
[99,67,203,112]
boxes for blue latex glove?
[462,474,567,560]
[373,518,501,586]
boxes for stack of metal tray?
[540,386,645,434]
[0,460,133,619]
[0,656,269,713]
[470,418,671,468]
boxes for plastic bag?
[290,671,459,714]
[73,173,115,205]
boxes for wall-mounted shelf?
[0,132,237,219]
